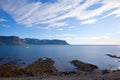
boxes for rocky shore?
[0,57,120,80]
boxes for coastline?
[0,57,120,80]
[0,69,120,80]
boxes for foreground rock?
[0,63,26,77]
[0,70,120,80]
[0,58,4,62]
[0,58,120,80]
[71,60,98,71]
[0,58,58,77]
[25,58,58,76]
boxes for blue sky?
[0,0,120,45]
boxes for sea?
[0,45,120,71]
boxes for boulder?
[25,58,58,76]
[0,63,26,77]
[71,60,98,71]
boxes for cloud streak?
[81,19,97,24]
[0,0,120,28]
[0,18,7,22]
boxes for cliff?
[0,36,24,45]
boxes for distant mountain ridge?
[0,36,24,45]
[0,36,69,45]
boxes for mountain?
[22,38,69,45]
[0,36,69,45]
[0,36,24,45]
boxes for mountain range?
[0,36,69,45]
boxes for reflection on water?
[0,45,120,71]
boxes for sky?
[0,0,120,45]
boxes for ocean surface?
[0,45,120,71]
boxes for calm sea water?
[0,45,120,71]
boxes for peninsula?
[0,36,69,45]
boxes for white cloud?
[103,8,120,18]
[81,19,97,24]
[60,34,77,37]
[68,26,76,29]
[63,33,117,45]
[67,26,76,30]
[56,28,64,31]
[45,33,77,38]
[0,0,120,28]
[0,18,7,22]
[1,24,10,28]
[44,32,120,45]
[48,22,68,27]
[117,32,120,34]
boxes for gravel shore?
[0,69,120,80]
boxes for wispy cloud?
[103,8,120,18]
[0,0,120,28]
[1,24,10,28]
[48,22,68,27]
[68,26,76,29]
[0,18,7,22]
[62,33,117,45]
[56,28,64,31]
[45,33,77,38]
[81,19,97,24]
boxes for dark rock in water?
[6,59,22,65]
[106,54,120,59]
[102,69,109,74]
[70,60,98,71]
[0,58,4,62]
[6,56,12,60]
[21,62,26,64]
[25,58,58,76]
[7,60,18,65]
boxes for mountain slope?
[0,36,69,45]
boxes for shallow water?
[0,45,120,71]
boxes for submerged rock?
[0,57,4,62]
[25,58,58,76]
[6,56,12,60]
[71,60,98,71]
[106,54,120,59]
